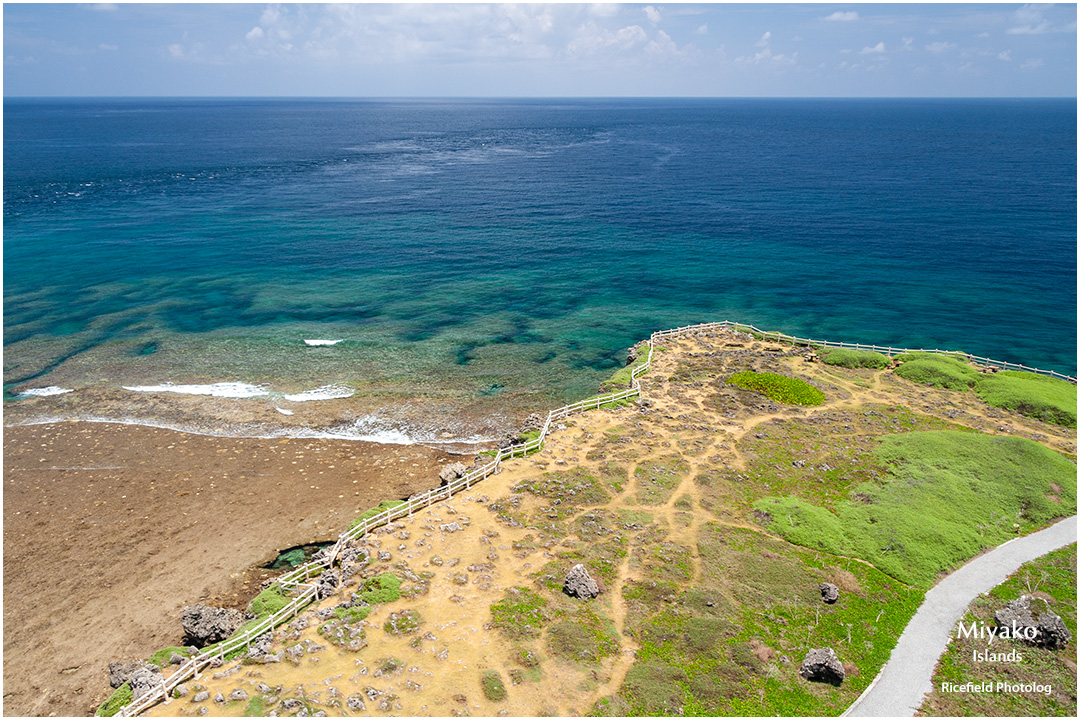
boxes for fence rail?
[115,319,1071,716]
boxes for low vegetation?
[348,500,407,531]
[974,371,1077,428]
[358,573,402,605]
[489,587,549,640]
[820,348,889,369]
[247,584,290,621]
[755,430,1077,586]
[893,352,977,390]
[727,371,825,406]
[95,682,132,717]
[482,670,508,701]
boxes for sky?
[3,3,1077,97]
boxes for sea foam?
[281,385,355,402]
[122,382,270,398]
[303,339,344,346]
[16,386,74,397]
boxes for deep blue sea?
[4,98,1076,443]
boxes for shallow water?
[4,98,1076,441]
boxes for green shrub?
[358,573,401,604]
[820,348,889,369]
[894,352,978,391]
[482,669,508,701]
[95,682,132,717]
[247,584,290,621]
[727,372,825,406]
[974,371,1077,428]
[348,500,407,531]
[384,609,422,634]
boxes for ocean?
[4,98,1076,445]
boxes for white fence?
[114,319,1073,715]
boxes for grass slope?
[894,353,978,391]
[975,371,1077,428]
[756,431,1076,587]
[820,349,889,369]
[728,372,825,406]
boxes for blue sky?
[3,3,1076,97]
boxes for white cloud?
[902,36,914,50]
[168,43,184,58]
[245,26,264,42]
[1008,4,1052,35]
[567,22,647,56]
[98,43,118,51]
[1020,58,1044,69]
[925,41,955,54]
[976,32,990,39]
[998,50,1012,61]
[824,11,859,23]
[644,6,661,25]
[860,42,885,55]
[755,31,771,48]
[695,24,708,36]
[90,3,118,11]
[588,3,619,18]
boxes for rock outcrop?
[315,569,340,600]
[563,564,600,599]
[799,647,845,686]
[819,582,840,604]
[128,666,165,701]
[439,462,469,485]
[108,659,152,689]
[995,595,1072,649]
[181,604,244,647]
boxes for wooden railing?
[114,319,1072,715]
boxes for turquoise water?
[4,98,1076,440]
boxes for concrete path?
[844,515,1077,717]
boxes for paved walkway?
[844,515,1077,717]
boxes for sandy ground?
[3,422,459,717]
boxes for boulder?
[439,462,469,485]
[108,659,151,689]
[129,666,165,701]
[995,595,1072,649]
[563,564,600,599]
[626,346,639,366]
[519,413,544,432]
[315,570,340,600]
[799,647,845,686]
[181,604,244,647]
[819,583,840,604]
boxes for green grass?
[727,372,825,406]
[545,607,621,663]
[820,348,889,369]
[95,683,132,717]
[755,430,1077,587]
[243,696,269,716]
[604,348,652,388]
[384,609,422,634]
[247,584,290,621]
[974,371,1077,428]
[893,352,978,391]
[482,669,508,701]
[334,605,371,623]
[358,573,402,604]
[348,500,407,531]
[147,646,191,668]
[489,587,549,640]
[517,468,611,505]
[920,544,1077,716]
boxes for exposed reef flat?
[2,423,458,717]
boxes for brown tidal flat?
[2,421,458,717]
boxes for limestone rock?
[819,583,840,604]
[995,595,1072,649]
[799,647,845,686]
[563,564,600,599]
[181,604,244,647]
[440,522,463,533]
[108,659,151,689]
[129,666,165,702]
[519,413,544,432]
[316,569,340,599]
[440,462,469,485]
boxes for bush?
[820,348,889,369]
[95,682,132,717]
[974,371,1076,428]
[482,669,508,701]
[894,352,977,391]
[727,372,825,406]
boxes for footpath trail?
[845,515,1078,717]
